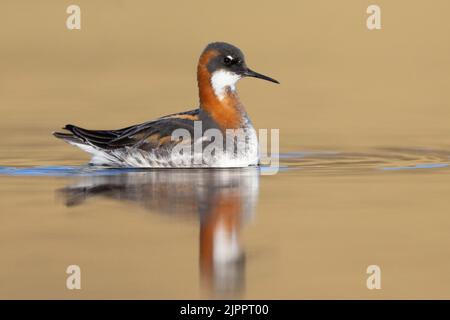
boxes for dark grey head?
[200,42,279,85]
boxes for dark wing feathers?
[54,109,200,150]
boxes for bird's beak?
[242,68,279,84]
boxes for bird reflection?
[57,167,259,296]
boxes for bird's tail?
[52,130,85,145]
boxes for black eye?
[223,56,232,65]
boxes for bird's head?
[198,42,279,100]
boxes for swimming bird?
[53,42,279,167]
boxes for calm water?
[2,0,450,299]
[1,144,450,299]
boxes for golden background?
[1,0,449,158]
[1,0,450,299]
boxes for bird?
[53,42,279,167]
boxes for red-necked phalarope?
[53,42,279,167]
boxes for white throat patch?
[210,70,241,100]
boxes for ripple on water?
[0,147,448,177]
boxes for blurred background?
[1,0,450,299]
[1,0,449,163]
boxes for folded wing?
[53,109,200,151]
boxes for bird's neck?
[197,61,245,130]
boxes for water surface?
[1,146,450,299]
[2,0,450,299]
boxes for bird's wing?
[53,109,200,150]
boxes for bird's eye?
[223,56,233,65]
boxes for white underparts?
[67,125,259,168]
[210,70,241,100]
